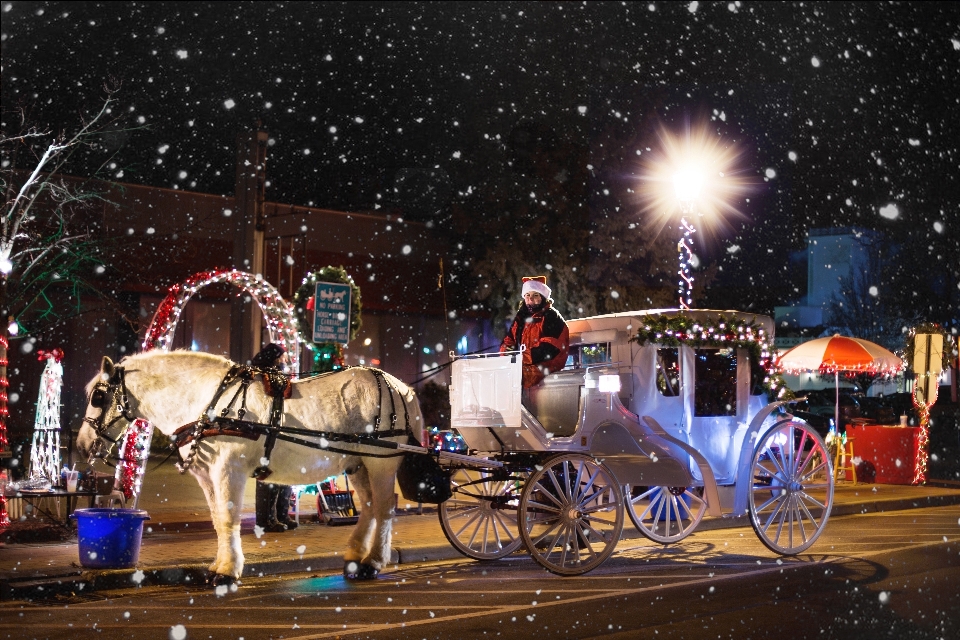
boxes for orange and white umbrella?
[779,335,903,430]
[778,335,902,374]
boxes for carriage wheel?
[518,453,624,576]
[626,485,706,544]
[439,467,525,560]
[748,419,834,555]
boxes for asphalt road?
[3,506,957,640]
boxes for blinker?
[91,387,108,408]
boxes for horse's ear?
[101,356,115,378]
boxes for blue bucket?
[72,508,150,569]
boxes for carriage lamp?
[599,374,621,410]
[598,374,621,394]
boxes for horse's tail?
[403,381,425,444]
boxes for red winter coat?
[500,301,570,388]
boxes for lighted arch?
[142,269,300,376]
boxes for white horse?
[76,350,421,585]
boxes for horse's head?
[77,356,139,462]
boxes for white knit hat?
[521,276,551,300]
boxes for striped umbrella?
[778,334,903,430]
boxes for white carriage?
[438,309,834,575]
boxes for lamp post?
[673,168,703,310]
[640,123,749,312]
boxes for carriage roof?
[565,308,775,344]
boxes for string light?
[677,218,696,309]
[0,333,9,528]
[911,385,932,485]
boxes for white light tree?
[28,351,63,483]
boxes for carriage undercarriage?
[436,418,833,576]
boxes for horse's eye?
[91,388,107,408]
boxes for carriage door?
[685,347,748,484]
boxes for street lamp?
[638,122,751,311]
[673,168,704,310]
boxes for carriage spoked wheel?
[749,419,835,555]
[626,485,706,544]
[518,453,624,576]
[439,467,526,560]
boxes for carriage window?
[694,348,737,416]
[656,348,680,397]
[565,342,611,369]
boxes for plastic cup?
[66,471,79,492]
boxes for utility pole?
[231,125,268,365]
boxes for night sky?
[2,1,959,319]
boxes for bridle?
[83,366,138,458]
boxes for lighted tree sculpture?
[28,349,64,484]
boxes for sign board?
[912,333,943,406]
[312,282,352,345]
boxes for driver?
[499,276,570,388]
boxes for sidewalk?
[3,457,959,601]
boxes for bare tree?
[1,89,134,336]
[0,89,136,452]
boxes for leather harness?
[171,365,413,479]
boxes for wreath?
[904,323,957,373]
[293,267,362,372]
[631,313,793,400]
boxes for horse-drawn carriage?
[77,307,833,583]
[438,309,834,575]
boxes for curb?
[3,492,960,601]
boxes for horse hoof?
[208,573,237,587]
[343,561,379,580]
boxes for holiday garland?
[631,313,793,400]
[293,267,362,373]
